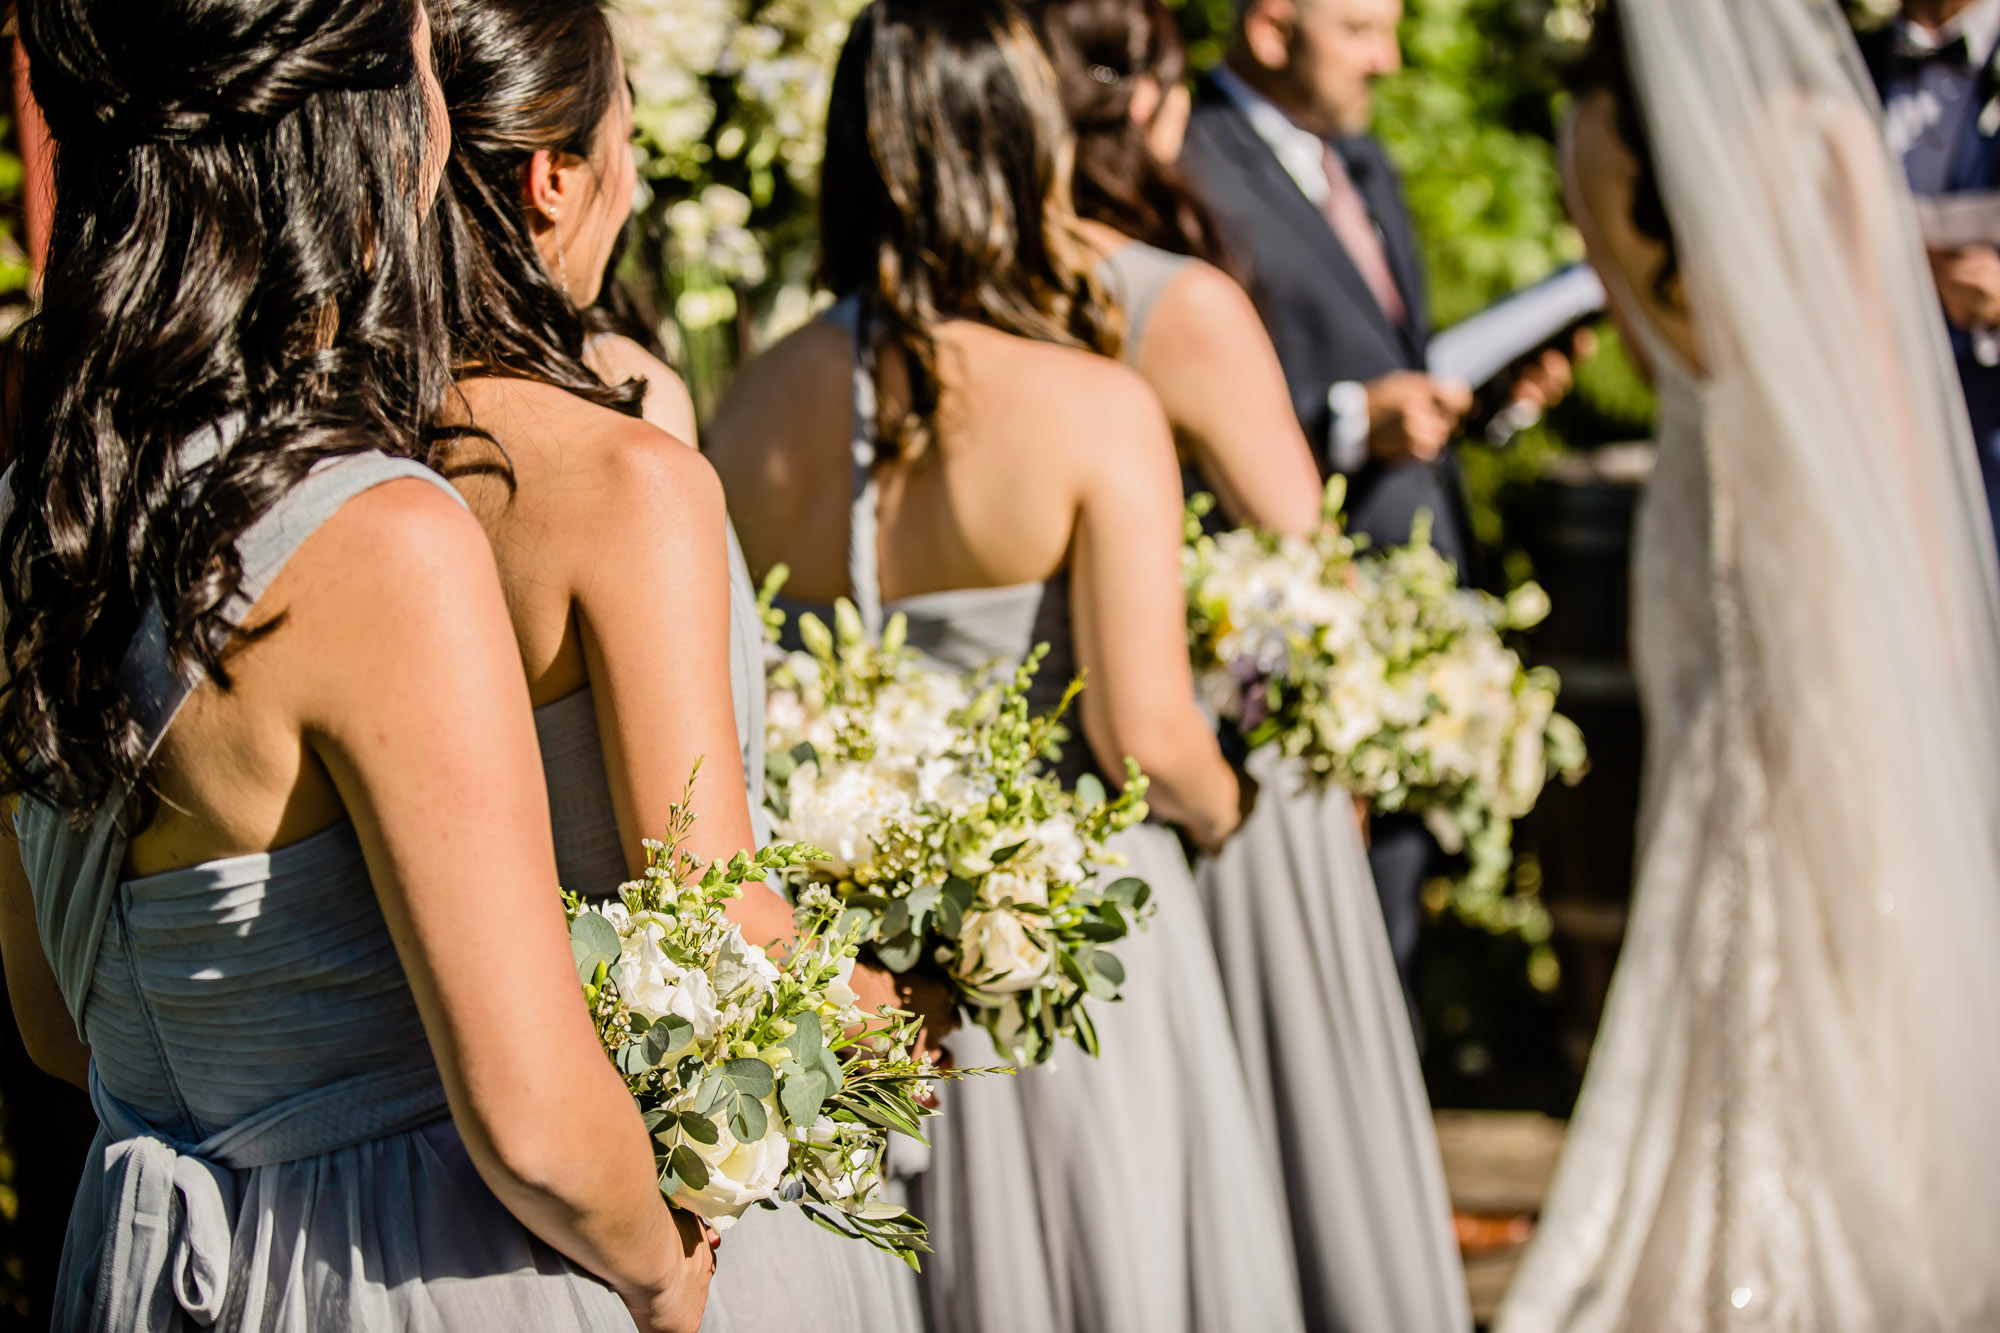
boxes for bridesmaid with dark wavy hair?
[0,0,713,1328]
[429,2,930,1329]
[709,3,1308,1331]
[1032,3,1471,1329]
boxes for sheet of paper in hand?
[1912,192,2000,251]
[1427,265,1608,391]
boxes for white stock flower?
[825,955,861,1013]
[674,1103,790,1227]
[616,914,723,1042]
[981,868,1049,910]
[954,909,1051,994]
[711,924,781,1002]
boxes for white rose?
[711,924,781,1002]
[675,1105,790,1227]
[953,908,1051,994]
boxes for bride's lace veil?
[1624,0,2000,1306]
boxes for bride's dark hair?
[1572,0,1679,299]
[0,0,447,822]
[1031,0,1227,268]
[434,0,639,414]
[821,0,1118,458]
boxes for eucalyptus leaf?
[872,933,923,973]
[616,1042,652,1077]
[880,898,910,941]
[645,1016,694,1064]
[678,1112,720,1145]
[1073,773,1106,810]
[781,1011,826,1067]
[1104,877,1147,908]
[781,1067,832,1127]
[989,840,1028,866]
[569,912,621,984]
[1091,950,1126,987]
[669,1144,709,1192]
[722,1057,777,1099]
[729,1092,770,1143]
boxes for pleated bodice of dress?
[81,819,435,1142]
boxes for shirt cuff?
[1327,380,1371,474]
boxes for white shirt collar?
[1212,65,1332,206]
[1899,0,2000,67]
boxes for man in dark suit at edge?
[1178,0,1572,1040]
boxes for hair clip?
[1088,64,1121,85]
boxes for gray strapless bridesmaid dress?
[775,300,1310,1333]
[533,512,921,1333]
[1102,241,1470,1333]
[7,448,636,1332]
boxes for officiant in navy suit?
[1859,0,2000,550]
[1179,0,1571,1010]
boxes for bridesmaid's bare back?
[708,314,1168,603]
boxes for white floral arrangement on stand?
[566,768,959,1265]
[1184,479,1587,916]
[611,0,866,344]
[762,581,1154,1066]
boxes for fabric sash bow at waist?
[86,1063,449,1327]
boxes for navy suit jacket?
[1178,77,1472,574]
[1858,26,2000,543]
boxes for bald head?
[1230,0,1403,137]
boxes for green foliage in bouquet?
[763,591,1154,1067]
[566,768,960,1266]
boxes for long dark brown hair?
[1571,0,1678,299]
[1031,0,1226,266]
[821,0,1119,458]
[2,0,444,823]
[434,0,640,416]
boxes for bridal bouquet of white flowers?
[1184,480,1586,897]
[1351,519,1588,894]
[763,593,1153,1066]
[566,771,948,1265]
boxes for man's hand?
[1365,371,1473,463]
[1508,327,1597,413]
[1932,245,2000,328]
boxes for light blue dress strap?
[12,446,465,1035]
[1097,240,1195,368]
[824,296,885,637]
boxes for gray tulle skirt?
[702,1201,922,1333]
[1197,747,1468,1333]
[912,822,1309,1333]
[57,1117,635,1333]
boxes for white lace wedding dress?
[1497,1,2000,1328]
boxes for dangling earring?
[549,206,571,302]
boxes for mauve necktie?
[1320,141,1407,328]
